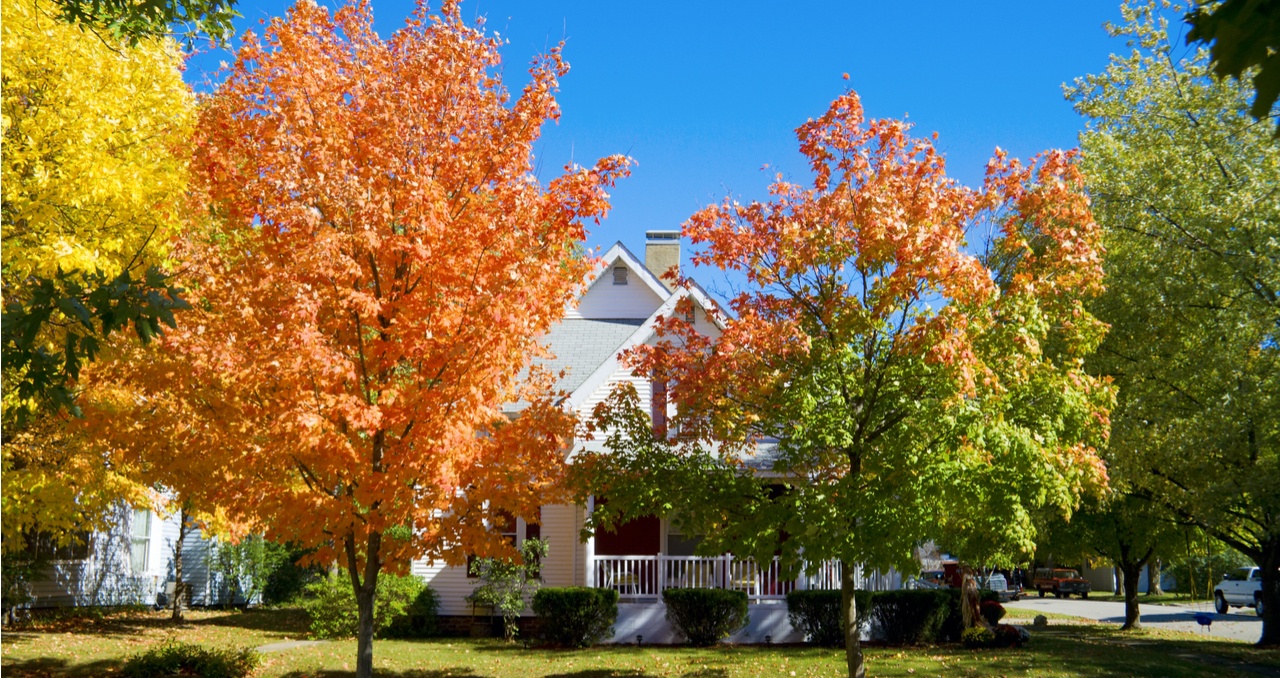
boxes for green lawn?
[2,608,1277,678]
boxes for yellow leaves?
[1,0,194,281]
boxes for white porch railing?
[589,555,898,601]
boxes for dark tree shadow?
[277,668,480,678]
[1,656,123,677]
[194,607,312,634]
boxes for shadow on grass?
[277,668,479,678]
[2,606,311,643]
[1,656,122,678]
[273,670,720,678]
[195,607,312,634]
[0,632,41,646]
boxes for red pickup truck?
[1033,568,1091,598]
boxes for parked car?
[1033,568,1091,598]
[979,573,1020,602]
[1214,567,1264,615]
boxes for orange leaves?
[86,0,629,579]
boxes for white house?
[413,231,902,643]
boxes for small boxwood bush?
[531,587,620,647]
[303,572,437,639]
[960,626,995,648]
[662,587,749,646]
[122,640,259,678]
[870,590,948,645]
[980,600,1006,626]
[784,589,873,647]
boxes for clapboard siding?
[577,366,652,420]
[412,503,586,616]
[566,263,666,320]
[25,506,161,608]
[414,557,475,616]
[178,531,215,605]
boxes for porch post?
[658,554,666,594]
[584,495,596,588]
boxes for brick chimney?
[645,230,680,292]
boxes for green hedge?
[122,641,259,678]
[531,587,619,647]
[870,590,948,645]
[662,588,749,646]
[784,589,874,647]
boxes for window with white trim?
[130,509,151,573]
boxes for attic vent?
[613,266,628,285]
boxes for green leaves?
[1185,0,1280,135]
[2,266,190,421]
[51,0,240,47]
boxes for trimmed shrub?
[784,589,873,647]
[531,587,620,647]
[122,640,259,678]
[870,590,948,645]
[662,587,750,646]
[384,586,442,638]
[960,626,995,648]
[980,600,1006,626]
[303,572,436,639]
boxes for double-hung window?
[130,509,151,574]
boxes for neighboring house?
[415,231,903,643]
[17,504,239,611]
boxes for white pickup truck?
[1213,567,1264,615]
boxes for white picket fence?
[588,555,898,601]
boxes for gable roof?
[574,242,672,305]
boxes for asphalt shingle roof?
[540,317,647,395]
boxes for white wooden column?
[584,495,596,587]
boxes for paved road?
[1006,596,1262,643]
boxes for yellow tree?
[86,2,629,675]
[1,0,193,551]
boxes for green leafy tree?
[1037,494,1183,629]
[49,0,239,46]
[575,90,1112,678]
[466,538,548,642]
[1070,0,1280,645]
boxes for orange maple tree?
[86,1,627,674]
[576,92,1111,677]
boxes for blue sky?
[187,0,1137,294]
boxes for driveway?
[1006,596,1262,643]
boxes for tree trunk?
[1258,543,1278,647]
[171,506,189,622]
[1147,559,1163,596]
[840,560,865,678]
[347,530,383,678]
[1113,565,1123,597]
[1120,561,1144,630]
